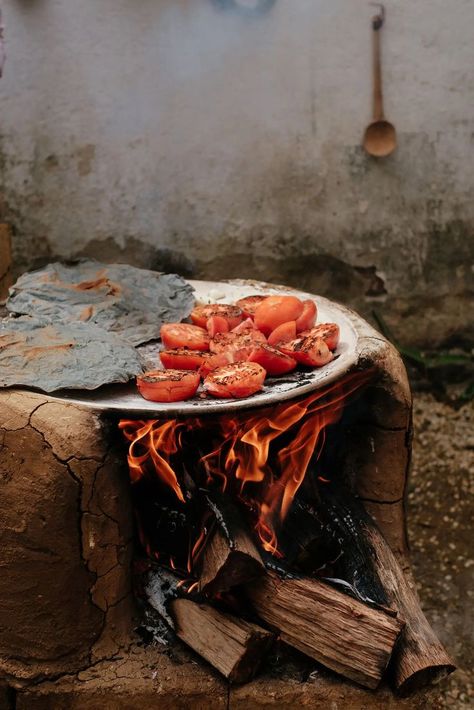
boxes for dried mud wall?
[0,391,134,686]
[0,0,473,347]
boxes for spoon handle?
[372,17,385,121]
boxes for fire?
[119,369,374,564]
[121,419,186,502]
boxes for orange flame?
[188,524,209,574]
[119,419,186,503]
[120,369,374,562]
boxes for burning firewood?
[122,359,452,693]
[199,492,265,596]
[171,598,274,684]
[280,496,390,607]
[303,487,456,693]
[246,572,404,690]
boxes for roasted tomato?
[206,315,230,338]
[280,335,333,367]
[295,300,317,332]
[299,323,340,351]
[267,320,297,346]
[191,304,243,330]
[249,345,297,376]
[231,317,260,334]
[235,295,267,319]
[203,362,266,399]
[136,370,200,402]
[254,295,304,335]
[210,330,266,357]
[159,348,207,371]
[198,351,235,377]
[160,323,210,351]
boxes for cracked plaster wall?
[0,0,473,347]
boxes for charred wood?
[280,496,389,607]
[200,491,264,596]
[319,488,456,693]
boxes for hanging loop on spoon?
[370,3,385,31]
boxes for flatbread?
[0,316,144,392]
[7,261,195,346]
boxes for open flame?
[120,369,374,565]
[124,419,186,502]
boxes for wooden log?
[200,526,264,596]
[319,489,456,694]
[246,572,404,689]
[279,497,390,608]
[364,524,456,694]
[199,493,264,596]
[170,598,274,684]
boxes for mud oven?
[0,280,454,709]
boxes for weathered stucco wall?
[0,0,473,347]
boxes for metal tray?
[47,279,359,416]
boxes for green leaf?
[372,309,473,371]
[425,353,472,368]
[458,381,474,403]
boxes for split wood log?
[200,525,265,596]
[319,489,456,694]
[170,598,274,684]
[364,525,456,694]
[199,493,265,596]
[246,572,404,689]
[279,497,390,607]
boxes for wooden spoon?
[363,5,397,157]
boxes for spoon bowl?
[363,119,397,157]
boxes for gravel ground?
[408,393,474,707]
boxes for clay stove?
[0,280,454,708]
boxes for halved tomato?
[203,362,266,399]
[231,317,260,334]
[198,351,235,377]
[191,304,243,330]
[137,370,200,402]
[160,323,210,351]
[295,300,317,332]
[254,296,304,335]
[207,315,230,338]
[159,349,207,371]
[299,323,340,351]
[210,330,266,356]
[249,345,297,376]
[280,335,333,367]
[235,295,267,319]
[267,320,297,346]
